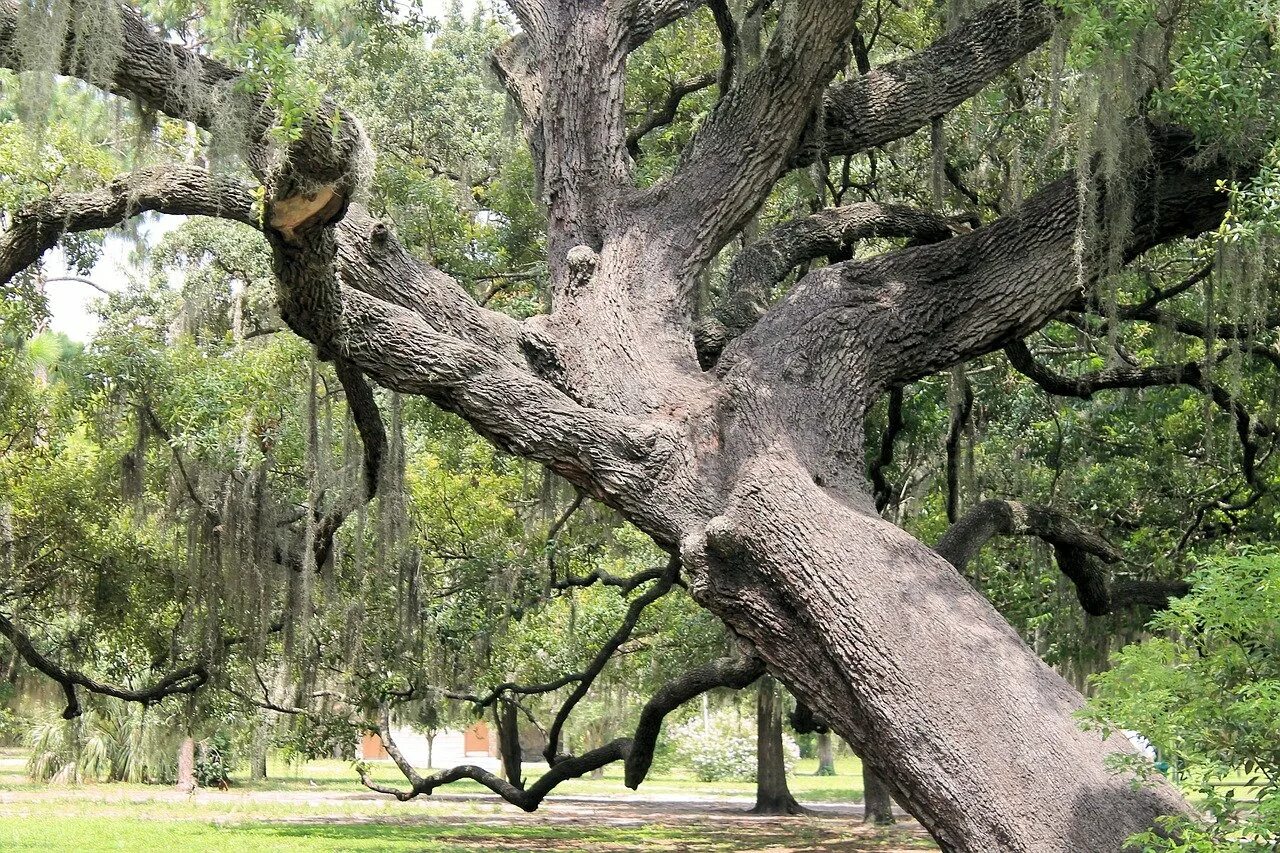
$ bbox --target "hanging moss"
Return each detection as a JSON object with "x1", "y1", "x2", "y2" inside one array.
[{"x1": 13, "y1": 0, "x2": 123, "y2": 127}]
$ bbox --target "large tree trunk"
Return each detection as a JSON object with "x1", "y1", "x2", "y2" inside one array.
[
  {"x1": 815, "y1": 731, "x2": 836, "y2": 777},
  {"x1": 863, "y1": 765, "x2": 896, "y2": 825},
  {"x1": 687, "y1": 455, "x2": 1190, "y2": 852},
  {"x1": 751, "y1": 676, "x2": 804, "y2": 816}
]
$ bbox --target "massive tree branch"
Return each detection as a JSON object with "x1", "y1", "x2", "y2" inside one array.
[
  {"x1": 935, "y1": 499, "x2": 1191, "y2": 615},
  {"x1": 712, "y1": 203, "x2": 958, "y2": 347},
  {"x1": 649, "y1": 1, "x2": 861, "y2": 268},
  {"x1": 717, "y1": 128, "x2": 1235, "y2": 492},
  {"x1": 0, "y1": 167, "x2": 257, "y2": 286},
  {"x1": 0, "y1": 0, "x2": 363, "y2": 219},
  {"x1": 803, "y1": 0, "x2": 1055, "y2": 164}
]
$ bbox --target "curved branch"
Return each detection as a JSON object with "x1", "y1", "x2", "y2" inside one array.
[
  {"x1": 715, "y1": 203, "x2": 959, "y2": 344},
  {"x1": 361, "y1": 646, "x2": 764, "y2": 808},
  {"x1": 623, "y1": 650, "x2": 764, "y2": 786},
  {"x1": 934, "y1": 499, "x2": 1189, "y2": 615},
  {"x1": 0, "y1": 167, "x2": 257, "y2": 286},
  {"x1": 1004, "y1": 340, "x2": 1274, "y2": 484},
  {"x1": 331, "y1": 358, "x2": 387, "y2": 502},
  {"x1": 626, "y1": 72, "x2": 718, "y2": 160},
  {"x1": 0, "y1": 612, "x2": 208, "y2": 719},
  {"x1": 0, "y1": 0, "x2": 365, "y2": 215},
  {"x1": 0, "y1": 170, "x2": 524, "y2": 367},
  {"x1": 626, "y1": 0, "x2": 708, "y2": 50},
  {"x1": 543, "y1": 557, "x2": 679, "y2": 763}
]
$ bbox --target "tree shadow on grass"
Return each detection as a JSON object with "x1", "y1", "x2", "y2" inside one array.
[{"x1": 239, "y1": 817, "x2": 936, "y2": 852}]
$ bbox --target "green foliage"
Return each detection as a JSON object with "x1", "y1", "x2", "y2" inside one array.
[
  {"x1": 27, "y1": 700, "x2": 182, "y2": 784},
  {"x1": 1081, "y1": 551, "x2": 1280, "y2": 850}
]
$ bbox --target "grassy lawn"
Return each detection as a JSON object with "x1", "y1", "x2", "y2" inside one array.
[
  {"x1": 230, "y1": 754, "x2": 869, "y2": 802},
  {"x1": 0, "y1": 750, "x2": 936, "y2": 851},
  {"x1": 0, "y1": 818, "x2": 752, "y2": 852}
]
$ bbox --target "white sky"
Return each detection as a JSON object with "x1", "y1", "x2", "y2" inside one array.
[
  {"x1": 47, "y1": 0, "x2": 484, "y2": 343},
  {"x1": 45, "y1": 217, "x2": 179, "y2": 341}
]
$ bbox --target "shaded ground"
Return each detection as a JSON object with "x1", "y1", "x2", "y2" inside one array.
[{"x1": 0, "y1": 751, "x2": 934, "y2": 851}]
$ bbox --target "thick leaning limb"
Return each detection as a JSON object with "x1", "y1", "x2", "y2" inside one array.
[
  {"x1": 716, "y1": 128, "x2": 1235, "y2": 493},
  {"x1": 648, "y1": 0, "x2": 862, "y2": 267},
  {"x1": 0, "y1": 167, "x2": 257, "y2": 286},
  {"x1": 713, "y1": 203, "x2": 958, "y2": 345},
  {"x1": 687, "y1": 454, "x2": 1194, "y2": 852}
]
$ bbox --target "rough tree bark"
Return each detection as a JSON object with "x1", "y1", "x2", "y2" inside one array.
[
  {"x1": 0, "y1": 1, "x2": 1242, "y2": 849},
  {"x1": 751, "y1": 675, "x2": 804, "y2": 816}
]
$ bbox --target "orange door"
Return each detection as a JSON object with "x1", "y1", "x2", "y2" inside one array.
[
  {"x1": 361, "y1": 732, "x2": 390, "y2": 759},
  {"x1": 463, "y1": 721, "x2": 491, "y2": 755}
]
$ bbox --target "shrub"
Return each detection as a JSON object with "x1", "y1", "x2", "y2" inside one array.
[
  {"x1": 671, "y1": 708, "x2": 799, "y2": 782},
  {"x1": 1081, "y1": 550, "x2": 1280, "y2": 851}
]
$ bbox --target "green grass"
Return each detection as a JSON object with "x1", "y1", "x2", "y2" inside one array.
[
  {"x1": 0, "y1": 817, "x2": 727, "y2": 852},
  {"x1": 0, "y1": 814, "x2": 935, "y2": 852},
  {"x1": 0, "y1": 750, "x2": 938, "y2": 852},
  {"x1": 227, "y1": 755, "x2": 868, "y2": 803}
]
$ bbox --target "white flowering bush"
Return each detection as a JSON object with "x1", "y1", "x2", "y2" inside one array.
[{"x1": 672, "y1": 708, "x2": 799, "y2": 782}]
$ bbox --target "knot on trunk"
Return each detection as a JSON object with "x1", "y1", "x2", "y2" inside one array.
[{"x1": 565, "y1": 244, "x2": 598, "y2": 290}]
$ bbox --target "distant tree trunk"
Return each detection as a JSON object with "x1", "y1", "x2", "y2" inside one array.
[
  {"x1": 426, "y1": 731, "x2": 436, "y2": 769},
  {"x1": 497, "y1": 699, "x2": 524, "y2": 790},
  {"x1": 250, "y1": 713, "x2": 270, "y2": 780},
  {"x1": 816, "y1": 731, "x2": 836, "y2": 776},
  {"x1": 863, "y1": 764, "x2": 896, "y2": 825},
  {"x1": 176, "y1": 735, "x2": 196, "y2": 792},
  {"x1": 751, "y1": 676, "x2": 805, "y2": 815}
]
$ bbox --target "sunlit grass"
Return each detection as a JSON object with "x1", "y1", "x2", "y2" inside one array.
[{"x1": 0, "y1": 748, "x2": 923, "y2": 852}]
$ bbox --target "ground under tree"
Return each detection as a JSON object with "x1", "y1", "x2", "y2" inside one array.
[{"x1": 0, "y1": 1, "x2": 1277, "y2": 851}]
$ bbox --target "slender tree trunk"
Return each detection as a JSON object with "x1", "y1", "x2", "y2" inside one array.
[
  {"x1": 426, "y1": 732, "x2": 435, "y2": 770},
  {"x1": 863, "y1": 764, "x2": 896, "y2": 825},
  {"x1": 497, "y1": 699, "x2": 524, "y2": 790},
  {"x1": 815, "y1": 731, "x2": 836, "y2": 776},
  {"x1": 176, "y1": 735, "x2": 196, "y2": 792},
  {"x1": 751, "y1": 676, "x2": 804, "y2": 815},
  {"x1": 250, "y1": 712, "x2": 270, "y2": 780}
]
